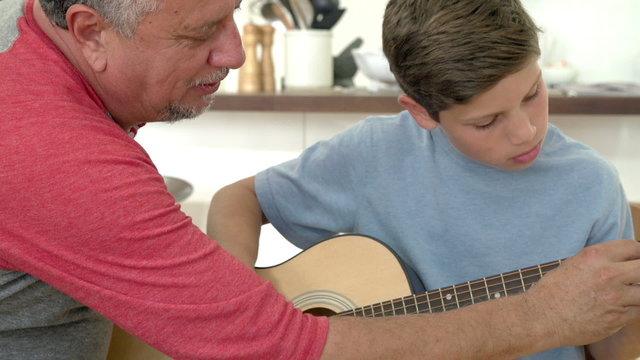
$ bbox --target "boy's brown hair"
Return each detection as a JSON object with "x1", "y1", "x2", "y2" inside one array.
[{"x1": 383, "y1": 0, "x2": 540, "y2": 121}]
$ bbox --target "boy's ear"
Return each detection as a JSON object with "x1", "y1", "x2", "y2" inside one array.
[
  {"x1": 398, "y1": 94, "x2": 439, "y2": 130},
  {"x1": 65, "y1": 4, "x2": 109, "y2": 72}
]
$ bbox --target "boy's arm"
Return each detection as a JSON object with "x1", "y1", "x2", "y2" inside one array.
[{"x1": 207, "y1": 176, "x2": 265, "y2": 267}]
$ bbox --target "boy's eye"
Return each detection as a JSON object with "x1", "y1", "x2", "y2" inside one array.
[
  {"x1": 475, "y1": 116, "x2": 499, "y2": 130},
  {"x1": 524, "y1": 85, "x2": 540, "y2": 102}
]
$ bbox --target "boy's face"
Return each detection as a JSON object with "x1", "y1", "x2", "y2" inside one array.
[{"x1": 437, "y1": 59, "x2": 548, "y2": 171}]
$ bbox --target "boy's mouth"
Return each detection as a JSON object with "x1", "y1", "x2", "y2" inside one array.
[{"x1": 511, "y1": 141, "x2": 541, "y2": 164}]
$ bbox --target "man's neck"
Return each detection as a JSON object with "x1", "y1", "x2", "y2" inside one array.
[
  {"x1": 32, "y1": 1, "x2": 135, "y2": 133},
  {"x1": 32, "y1": 0, "x2": 81, "y2": 71}
]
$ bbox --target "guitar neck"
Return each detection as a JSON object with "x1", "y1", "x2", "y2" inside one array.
[{"x1": 337, "y1": 259, "x2": 563, "y2": 317}]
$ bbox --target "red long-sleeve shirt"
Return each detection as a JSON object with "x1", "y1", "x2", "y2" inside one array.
[{"x1": 0, "y1": 1, "x2": 328, "y2": 358}]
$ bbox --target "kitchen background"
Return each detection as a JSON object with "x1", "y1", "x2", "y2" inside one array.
[{"x1": 137, "y1": 0, "x2": 640, "y2": 266}]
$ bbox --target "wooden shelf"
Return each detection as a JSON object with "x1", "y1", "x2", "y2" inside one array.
[{"x1": 211, "y1": 90, "x2": 640, "y2": 115}]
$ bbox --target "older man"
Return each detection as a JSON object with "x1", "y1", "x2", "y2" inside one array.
[{"x1": 2, "y1": 0, "x2": 640, "y2": 359}]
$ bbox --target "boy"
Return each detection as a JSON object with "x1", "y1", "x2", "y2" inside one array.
[{"x1": 209, "y1": 0, "x2": 638, "y2": 358}]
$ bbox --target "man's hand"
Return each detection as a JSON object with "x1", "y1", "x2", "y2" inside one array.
[{"x1": 524, "y1": 239, "x2": 640, "y2": 347}]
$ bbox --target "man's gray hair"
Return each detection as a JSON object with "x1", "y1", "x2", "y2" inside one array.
[{"x1": 39, "y1": 0, "x2": 162, "y2": 37}]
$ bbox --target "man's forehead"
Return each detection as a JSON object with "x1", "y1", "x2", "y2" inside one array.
[{"x1": 155, "y1": 0, "x2": 239, "y2": 32}]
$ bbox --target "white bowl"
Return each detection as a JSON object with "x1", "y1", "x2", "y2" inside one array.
[
  {"x1": 351, "y1": 49, "x2": 398, "y2": 89},
  {"x1": 543, "y1": 66, "x2": 578, "y2": 85},
  {"x1": 163, "y1": 176, "x2": 193, "y2": 202}
]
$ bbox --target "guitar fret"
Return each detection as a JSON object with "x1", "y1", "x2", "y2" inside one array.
[
  {"x1": 388, "y1": 300, "x2": 396, "y2": 316},
  {"x1": 438, "y1": 288, "x2": 446, "y2": 312},
  {"x1": 391, "y1": 299, "x2": 399, "y2": 316},
  {"x1": 454, "y1": 283, "x2": 473, "y2": 308},
  {"x1": 502, "y1": 271, "x2": 523, "y2": 296},
  {"x1": 426, "y1": 292, "x2": 433, "y2": 314},
  {"x1": 414, "y1": 293, "x2": 430, "y2": 314},
  {"x1": 500, "y1": 273, "x2": 508, "y2": 296},
  {"x1": 382, "y1": 301, "x2": 389, "y2": 317},
  {"x1": 482, "y1": 277, "x2": 491, "y2": 301},
  {"x1": 485, "y1": 275, "x2": 506, "y2": 300},
  {"x1": 470, "y1": 278, "x2": 490, "y2": 304},
  {"x1": 439, "y1": 286, "x2": 460, "y2": 312},
  {"x1": 401, "y1": 295, "x2": 418, "y2": 315},
  {"x1": 452, "y1": 285, "x2": 460, "y2": 309},
  {"x1": 521, "y1": 267, "x2": 539, "y2": 290},
  {"x1": 518, "y1": 269, "x2": 526, "y2": 291},
  {"x1": 337, "y1": 259, "x2": 564, "y2": 318}
]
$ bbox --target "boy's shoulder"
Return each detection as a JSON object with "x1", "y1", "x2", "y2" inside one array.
[
  {"x1": 351, "y1": 111, "x2": 423, "y2": 138},
  {"x1": 544, "y1": 124, "x2": 620, "y2": 182}
]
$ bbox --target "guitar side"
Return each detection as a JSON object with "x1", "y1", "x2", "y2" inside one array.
[{"x1": 256, "y1": 234, "x2": 413, "y2": 315}]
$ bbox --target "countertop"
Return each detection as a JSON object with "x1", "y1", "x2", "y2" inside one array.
[{"x1": 210, "y1": 89, "x2": 640, "y2": 115}]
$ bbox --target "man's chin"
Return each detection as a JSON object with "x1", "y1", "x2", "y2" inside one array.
[{"x1": 157, "y1": 96, "x2": 215, "y2": 123}]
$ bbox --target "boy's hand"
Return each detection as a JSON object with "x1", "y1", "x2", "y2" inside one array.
[{"x1": 524, "y1": 239, "x2": 640, "y2": 347}]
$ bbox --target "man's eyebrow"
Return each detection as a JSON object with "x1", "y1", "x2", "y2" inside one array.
[
  {"x1": 180, "y1": 2, "x2": 242, "y2": 36},
  {"x1": 186, "y1": 21, "x2": 219, "y2": 35}
]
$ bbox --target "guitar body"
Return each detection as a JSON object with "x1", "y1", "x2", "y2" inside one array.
[{"x1": 256, "y1": 234, "x2": 413, "y2": 316}]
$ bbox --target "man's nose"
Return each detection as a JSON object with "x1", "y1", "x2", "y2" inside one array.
[{"x1": 207, "y1": 16, "x2": 246, "y2": 70}]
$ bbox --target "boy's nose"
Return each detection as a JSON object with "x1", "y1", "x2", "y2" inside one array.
[{"x1": 507, "y1": 111, "x2": 537, "y2": 145}]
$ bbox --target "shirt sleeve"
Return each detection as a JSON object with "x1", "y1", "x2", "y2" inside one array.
[
  {"x1": 587, "y1": 177, "x2": 635, "y2": 246},
  {"x1": 1, "y1": 117, "x2": 328, "y2": 359},
  {"x1": 256, "y1": 121, "x2": 369, "y2": 249}
]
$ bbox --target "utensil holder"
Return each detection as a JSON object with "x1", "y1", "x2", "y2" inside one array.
[{"x1": 284, "y1": 29, "x2": 333, "y2": 89}]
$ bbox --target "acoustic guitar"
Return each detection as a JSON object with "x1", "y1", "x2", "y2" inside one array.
[
  {"x1": 256, "y1": 234, "x2": 562, "y2": 317},
  {"x1": 107, "y1": 234, "x2": 563, "y2": 359}
]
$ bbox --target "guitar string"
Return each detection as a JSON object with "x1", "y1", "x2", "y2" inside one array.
[
  {"x1": 341, "y1": 261, "x2": 561, "y2": 317},
  {"x1": 353, "y1": 272, "x2": 548, "y2": 317},
  {"x1": 344, "y1": 275, "x2": 537, "y2": 317},
  {"x1": 384, "y1": 266, "x2": 557, "y2": 315}
]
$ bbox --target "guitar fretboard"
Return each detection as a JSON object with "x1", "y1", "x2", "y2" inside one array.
[{"x1": 337, "y1": 259, "x2": 562, "y2": 317}]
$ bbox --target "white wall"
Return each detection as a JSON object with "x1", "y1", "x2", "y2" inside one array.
[
  {"x1": 224, "y1": 0, "x2": 640, "y2": 92},
  {"x1": 522, "y1": 0, "x2": 640, "y2": 83}
]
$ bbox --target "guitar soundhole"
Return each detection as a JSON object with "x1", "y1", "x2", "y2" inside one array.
[
  {"x1": 303, "y1": 307, "x2": 337, "y2": 317},
  {"x1": 292, "y1": 290, "x2": 357, "y2": 316}
]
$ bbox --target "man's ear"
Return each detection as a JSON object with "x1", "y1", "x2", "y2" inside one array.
[
  {"x1": 65, "y1": 4, "x2": 109, "y2": 72},
  {"x1": 398, "y1": 94, "x2": 439, "y2": 130}
]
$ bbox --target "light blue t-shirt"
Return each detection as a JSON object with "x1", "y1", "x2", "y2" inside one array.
[{"x1": 256, "y1": 111, "x2": 634, "y2": 360}]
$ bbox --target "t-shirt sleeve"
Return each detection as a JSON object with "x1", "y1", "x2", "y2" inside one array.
[
  {"x1": 586, "y1": 172, "x2": 635, "y2": 246},
  {"x1": 256, "y1": 121, "x2": 369, "y2": 249}
]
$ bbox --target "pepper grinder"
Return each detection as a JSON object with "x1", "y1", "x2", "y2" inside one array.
[
  {"x1": 260, "y1": 25, "x2": 276, "y2": 93},
  {"x1": 238, "y1": 24, "x2": 263, "y2": 93}
]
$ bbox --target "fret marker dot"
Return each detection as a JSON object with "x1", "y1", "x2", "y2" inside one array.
[
  {"x1": 446, "y1": 294, "x2": 452, "y2": 301},
  {"x1": 493, "y1": 293, "x2": 501, "y2": 299}
]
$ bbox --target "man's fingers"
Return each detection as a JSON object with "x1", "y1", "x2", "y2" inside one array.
[{"x1": 582, "y1": 239, "x2": 640, "y2": 263}]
